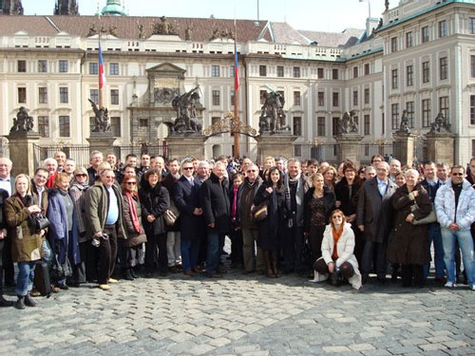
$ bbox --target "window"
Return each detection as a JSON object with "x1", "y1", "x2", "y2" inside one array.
[
  {"x1": 89, "y1": 63, "x2": 98, "y2": 75},
  {"x1": 38, "y1": 87, "x2": 48, "y2": 104},
  {"x1": 293, "y1": 67, "x2": 300, "y2": 78},
  {"x1": 317, "y1": 117, "x2": 326, "y2": 136},
  {"x1": 471, "y1": 95, "x2": 475, "y2": 125},
  {"x1": 332, "y1": 92, "x2": 339, "y2": 107},
  {"x1": 439, "y1": 20, "x2": 447, "y2": 38},
  {"x1": 109, "y1": 63, "x2": 119, "y2": 75},
  {"x1": 211, "y1": 65, "x2": 220, "y2": 77},
  {"x1": 59, "y1": 87, "x2": 68, "y2": 104},
  {"x1": 364, "y1": 115, "x2": 370, "y2": 135},
  {"x1": 406, "y1": 31, "x2": 413, "y2": 48},
  {"x1": 332, "y1": 117, "x2": 339, "y2": 136},
  {"x1": 111, "y1": 89, "x2": 119, "y2": 105},
  {"x1": 38, "y1": 60, "x2": 47, "y2": 73},
  {"x1": 353, "y1": 90, "x2": 358, "y2": 106},
  {"x1": 229, "y1": 65, "x2": 235, "y2": 78},
  {"x1": 37, "y1": 116, "x2": 49, "y2": 137},
  {"x1": 353, "y1": 66, "x2": 358, "y2": 78},
  {"x1": 317, "y1": 68, "x2": 324, "y2": 79},
  {"x1": 18, "y1": 87, "x2": 26, "y2": 103},
  {"x1": 59, "y1": 60, "x2": 68, "y2": 73},
  {"x1": 439, "y1": 96, "x2": 449, "y2": 121},
  {"x1": 111, "y1": 116, "x2": 121, "y2": 137},
  {"x1": 90, "y1": 89, "x2": 98, "y2": 104},
  {"x1": 318, "y1": 92, "x2": 325, "y2": 106},
  {"x1": 364, "y1": 88, "x2": 370, "y2": 104},
  {"x1": 406, "y1": 101, "x2": 415, "y2": 128},
  {"x1": 139, "y1": 118, "x2": 149, "y2": 128},
  {"x1": 422, "y1": 99, "x2": 431, "y2": 127},
  {"x1": 470, "y1": 18, "x2": 475, "y2": 34},
  {"x1": 212, "y1": 90, "x2": 220, "y2": 105},
  {"x1": 293, "y1": 116, "x2": 302, "y2": 136},
  {"x1": 439, "y1": 57, "x2": 448, "y2": 80},
  {"x1": 332, "y1": 69, "x2": 339, "y2": 80},
  {"x1": 230, "y1": 90, "x2": 235, "y2": 106},
  {"x1": 277, "y1": 66, "x2": 284, "y2": 78},
  {"x1": 391, "y1": 69, "x2": 398, "y2": 89},
  {"x1": 471, "y1": 55, "x2": 475, "y2": 77},
  {"x1": 59, "y1": 115, "x2": 70, "y2": 137},
  {"x1": 406, "y1": 65, "x2": 414, "y2": 86},
  {"x1": 422, "y1": 26, "x2": 429, "y2": 43},
  {"x1": 422, "y1": 61, "x2": 430, "y2": 83},
  {"x1": 391, "y1": 37, "x2": 398, "y2": 52},
  {"x1": 293, "y1": 91, "x2": 301, "y2": 106},
  {"x1": 364, "y1": 63, "x2": 370, "y2": 76},
  {"x1": 17, "y1": 60, "x2": 26, "y2": 72},
  {"x1": 259, "y1": 65, "x2": 267, "y2": 77},
  {"x1": 391, "y1": 103, "x2": 399, "y2": 130}
]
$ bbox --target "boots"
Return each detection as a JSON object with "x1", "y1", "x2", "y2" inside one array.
[
  {"x1": 272, "y1": 251, "x2": 280, "y2": 277},
  {"x1": 24, "y1": 293, "x2": 38, "y2": 307},
  {"x1": 123, "y1": 268, "x2": 134, "y2": 281},
  {"x1": 264, "y1": 251, "x2": 275, "y2": 278},
  {"x1": 15, "y1": 296, "x2": 25, "y2": 310},
  {"x1": 0, "y1": 294, "x2": 13, "y2": 307}
]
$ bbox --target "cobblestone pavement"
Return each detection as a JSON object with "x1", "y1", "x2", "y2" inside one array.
[{"x1": 1, "y1": 269, "x2": 474, "y2": 356}]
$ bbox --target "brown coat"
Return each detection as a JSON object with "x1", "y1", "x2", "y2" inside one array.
[
  {"x1": 122, "y1": 193, "x2": 147, "y2": 247},
  {"x1": 4, "y1": 194, "x2": 43, "y2": 262}
]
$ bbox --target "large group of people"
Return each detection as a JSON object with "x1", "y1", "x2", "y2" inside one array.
[{"x1": 1, "y1": 151, "x2": 474, "y2": 310}]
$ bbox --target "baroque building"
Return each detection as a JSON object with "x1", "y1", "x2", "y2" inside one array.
[{"x1": 0, "y1": 0, "x2": 474, "y2": 164}]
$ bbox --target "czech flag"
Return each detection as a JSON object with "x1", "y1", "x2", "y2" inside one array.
[
  {"x1": 99, "y1": 43, "x2": 105, "y2": 89},
  {"x1": 234, "y1": 41, "x2": 239, "y2": 91}
]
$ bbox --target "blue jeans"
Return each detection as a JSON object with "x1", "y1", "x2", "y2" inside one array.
[
  {"x1": 42, "y1": 239, "x2": 53, "y2": 266},
  {"x1": 441, "y1": 227, "x2": 475, "y2": 286},
  {"x1": 424, "y1": 223, "x2": 445, "y2": 278},
  {"x1": 16, "y1": 261, "x2": 36, "y2": 297},
  {"x1": 206, "y1": 232, "x2": 220, "y2": 274},
  {"x1": 181, "y1": 237, "x2": 200, "y2": 271}
]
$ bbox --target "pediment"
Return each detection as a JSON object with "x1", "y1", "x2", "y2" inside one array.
[{"x1": 147, "y1": 62, "x2": 186, "y2": 75}]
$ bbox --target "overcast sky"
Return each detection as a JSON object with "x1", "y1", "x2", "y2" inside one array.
[{"x1": 22, "y1": 0, "x2": 388, "y2": 33}]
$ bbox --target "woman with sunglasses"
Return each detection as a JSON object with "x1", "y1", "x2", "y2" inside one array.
[
  {"x1": 120, "y1": 176, "x2": 147, "y2": 280},
  {"x1": 312, "y1": 209, "x2": 362, "y2": 290}
]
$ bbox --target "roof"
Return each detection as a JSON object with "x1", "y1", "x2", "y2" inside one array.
[{"x1": 298, "y1": 28, "x2": 364, "y2": 48}]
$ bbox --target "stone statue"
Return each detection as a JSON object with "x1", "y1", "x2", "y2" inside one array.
[
  {"x1": 10, "y1": 107, "x2": 34, "y2": 133},
  {"x1": 385, "y1": 0, "x2": 389, "y2": 12},
  {"x1": 88, "y1": 24, "x2": 98, "y2": 37},
  {"x1": 429, "y1": 112, "x2": 451, "y2": 133},
  {"x1": 171, "y1": 86, "x2": 202, "y2": 133},
  {"x1": 138, "y1": 24, "x2": 146, "y2": 39},
  {"x1": 338, "y1": 110, "x2": 359, "y2": 136},
  {"x1": 88, "y1": 99, "x2": 111, "y2": 132},
  {"x1": 258, "y1": 91, "x2": 287, "y2": 134},
  {"x1": 185, "y1": 26, "x2": 193, "y2": 41},
  {"x1": 397, "y1": 109, "x2": 410, "y2": 133},
  {"x1": 161, "y1": 16, "x2": 169, "y2": 35}
]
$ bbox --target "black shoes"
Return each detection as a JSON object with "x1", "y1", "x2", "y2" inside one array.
[
  {"x1": 0, "y1": 294, "x2": 13, "y2": 307},
  {"x1": 24, "y1": 294, "x2": 38, "y2": 307}
]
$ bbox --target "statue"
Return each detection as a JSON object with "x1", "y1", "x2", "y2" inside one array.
[
  {"x1": 338, "y1": 110, "x2": 359, "y2": 136},
  {"x1": 138, "y1": 24, "x2": 146, "y2": 39},
  {"x1": 258, "y1": 91, "x2": 287, "y2": 134},
  {"x1": 429, "y1": 112, "x2": 451, "y2": 133},
  {"x1": 10, "y1": 107, "x2": 34, "y2": 133},
  {"x1": 88, "y1": 24, "x2": 98, "y2": 37},
  {"x1": 397, "y1": 109, "x2": 410, "y2": 133},
  {"x1": 88, "y1": 99, "x2": 111, "y2": 132},
  {"x1": 161, "y1": 16, "x2": 169, "y2": 35},
  {"x1": 171, "y1": 86, "x2": 202, "y2": 134},
  {"x1": 185, "y1": 26, "x2": 193, "y2": 41}
]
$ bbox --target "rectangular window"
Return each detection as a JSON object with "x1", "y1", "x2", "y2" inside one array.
[
  {"x1": 406, "y1": 65, "x2": 414, "y2": 86},
  {"x1": 139, "y1": 118, "x2": 149, "y2": 128},
  {"x1": 364, "y1": 63, "x2": 370, "y2": 76},
  {"x1": 332, "y1": 69, "x2": 339, "y2": 80},
  {"x1": 59, "y1": 60, "x2": 68, "y2": 73},
  {"x1": 18, "y1": 87, "x2": 26, "y2": 103},
  {"x1": 230, "y1": 65, "x2": 235, "y2": 78},
  {"x1": 293, "y1": 116, "x2": 302, "y2": 136},
  {"x1": 38, "y1": 60, "x2": 47, "y2": 73},
  {"x1": 37, "y1": 116, "x2": 49, "y2": 137},
  {"x1": 212, "y1": 90, "x2": 220, "y2": 105},
  {"x1": 364, "y1": 88, "x2": 370, "y2": 104},
  {"x1": 110, "y1": 89, "x2": 119, "y2": 105},
  {"x1": 353, "y1": 90, "x2": 358, "y2": 106},
  {"x1": 109, "y1": 63, "x2": 119, "y2": 75},
  {"x1": 59, "y1": 115, "x2": 70, "y2": 137},
  {"x1": 293, "y1": 91, "x2": 301, "y2": 106},
  {"x1": 38, "y1": 87, "x2": 48, "y2": 104},
  {"x1": 406, "y1": 31, "x2": 413, "y2": 48},
  {"x1": 391, "y1": 69, "x2": 398, "y2": 89},
  {"x1": 422, "y1": 26, "x2": 429, "y2": 43},
  {"x1": 59, "y1": 87, "x2": 68, "y2": 104},
  {"x1": 353, "y1": 66, "x2": 358, "y2": 78},
  {"x1": 111, "y1": 116, "x2": 120, "y2": 137},
  {"x1": 293, "y1": 67, "x2": 300, "y2": 78},
  {"x1": 439, "y1": 96, "x2": 449, "y2": 122},
  {"x1": 211, "y1": 65, "x2": 220, "y2": 77},
  {"x1": 364, "y1": 115, "x2": 370, "y2": 135},
  {"x1": 332, "y1": 117, "x2": 339, "y2": 136},
  {"x1": 471, "y1": 55, "x2": 475, "y2": 77},
  {"x1": 318, "y1": 91, "x2": 325, "y2": 106},
  {"x1": 89, "y1": 62, "x2": 98, "y2": 75},
  {"x1": 90, "y1": 89, "x2": 98, "y2": 104},
  {"x1": 439, "y1": 57, "x2": 448, "y2": 80},
  {"x1": 391, "y1": 37, "x2": 398, "y2": 52},
  {"x1": 438, "y1": 20, "x2": 447, "y2": 38},
  {"x1": 259, "y1": 65, "x2": 267, "y2": 77},
  {"x1": 471, "y1": 95, "x2": 475, "y2": 125},
  {"x1": 422, "y1": 61, "x2": 430, "y2": 83},
  {"x1": 277, "y1": 66, "x2": 284, "y2": 77},
  {"x1": 18, "y1": 60, "x2": 26, "y2": 72},
  {"x1": 391, "y1": 103, "x2": 399, "y2": 130},
  {"x1": 470, "y1": 18, "x2": 475, "y2": 34},
  {"x1": 406, "y1": 101, "x2": 415, "y2": 128},
  {"x1": 332, "y1": 92, "x2": 339, "y2": 107},
  {"x1": 422, "y1": 99, "x2": 431, "y2": 127},
  {"x1": 317, "y1": 68, "x2": 324, "y2": 79},
  {"x1": 317, "y1": 117, "x2": 326, "y2": 136}
]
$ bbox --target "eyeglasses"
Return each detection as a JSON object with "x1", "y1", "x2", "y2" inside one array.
[
  {"x1": 183, "y1": 167, "x2": 194, "y2": 170},
  {"x1": 126, "y1": 182, "x2": 137, "y2": 185},
  {"x1": 76, "y1": 174, "x2": 87, "y2": 177},
  {"x1": 452, "y1": 173, "x2": 464, "y2": 176}
]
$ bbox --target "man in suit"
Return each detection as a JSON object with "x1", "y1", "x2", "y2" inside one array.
[
  {"x1": 0, "y1": 157, "x2": 14, "y2": 288},
  {"x1": 357, "y1": 161, "x2": 397, "y2": 284},
  {"x1": 173, "y1": 158, "x2": 202, "y2": 276}
]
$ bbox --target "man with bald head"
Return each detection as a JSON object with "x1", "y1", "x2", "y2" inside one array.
[{"x1": 389, "y1": 158, "x2": 402, "y2": 182}]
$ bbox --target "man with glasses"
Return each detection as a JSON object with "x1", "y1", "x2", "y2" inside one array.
[{"x1": 435, "y1": 165, "x2": 475, "y2": 290}]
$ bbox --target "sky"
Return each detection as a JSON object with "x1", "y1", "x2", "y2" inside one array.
[{"x1": 22, "y1": 0, "x2": 388, "y2": 33}]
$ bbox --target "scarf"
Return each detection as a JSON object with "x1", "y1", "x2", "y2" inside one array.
[
  {"x1": 231, "y1": 185, "x2": 239, "y2": 219},
  {"x1": 124, "y1": 191, "x2": 141, "y2": 233},
  {"x1": 332, "y1": 225, "x2": 344, "y2": 259}
]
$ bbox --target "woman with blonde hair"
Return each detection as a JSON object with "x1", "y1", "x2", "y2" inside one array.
[{"x1": 321, "y1": 165, "x2": 337, "y2": 192}]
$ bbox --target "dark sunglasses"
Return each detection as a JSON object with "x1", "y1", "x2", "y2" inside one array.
[
  {"x1": 183, "y1": 167, "x2": 194, "y2": 170},
  {"x1": 75, "y1": 174, "x2": 87, "y2": 177},
  {"x1": 452, "y1": 173, "x2": 464, "y2": 176},
  {"x1": 126, "y1": 181, "x2": 137, "y2": 185}
]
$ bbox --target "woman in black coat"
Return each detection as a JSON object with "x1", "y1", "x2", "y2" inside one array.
[{"x1": 253, "y1": 167, "x2": 290, "y2": 278}]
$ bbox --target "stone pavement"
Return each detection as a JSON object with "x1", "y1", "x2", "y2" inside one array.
[{"x1": 1, "y1": 270, "x2": 474, "y2": 356}]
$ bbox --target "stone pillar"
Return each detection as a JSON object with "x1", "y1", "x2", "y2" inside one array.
[
  {"x1": 7, "y1": 131, "x2": 41, "y2": 176},
  {"x1": 425, "y1": 132, "x2": 455, "y2": 167},
  {"x1": 255, "y1": 133, "x2": 298, "y2": 164},
  {"x1": 166, "y1": 134, "x2": 208, "y2": 159},
  {"x1": 86, "y1": 132, "x2": 117, "y2": 155},
  {"x1": 334, "y1": 134, "x2": 363, "y2": 168},
  {"x1": 393, "y1": 132, "x2": 417, "y2": 167}
]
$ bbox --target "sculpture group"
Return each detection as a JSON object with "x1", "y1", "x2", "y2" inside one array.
[
  {"x1": 258, "y1": 91, "x2": 287, "y2": 134},
  {"x1": 10, "y1": 107, "x2": 34, "y2": 133},
  {"x1": 172, "y1": 86, "x2": 202, "y2": 134},
  {"x1": 88, "y1": 99, "x2": 111, "y2": 133}
]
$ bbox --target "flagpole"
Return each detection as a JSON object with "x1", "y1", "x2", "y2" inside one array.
[{"x1": 233, "y1": 18, "x2": 240, "y2": 159}]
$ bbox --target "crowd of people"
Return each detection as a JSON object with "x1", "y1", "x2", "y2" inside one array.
[{"x1": 0, "y1": 150, "x2": 474, "y2": 310}]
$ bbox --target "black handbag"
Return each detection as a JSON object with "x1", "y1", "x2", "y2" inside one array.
[
  {"x1": 33, "y1": 212, "x2": 50, "y2": 230},
  {"x1": 51, "y1": 255, "x2": 72, "y2": 280},
  {"x1": 251, "y1": 202, "x2": 268, "y2": 222}
]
